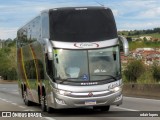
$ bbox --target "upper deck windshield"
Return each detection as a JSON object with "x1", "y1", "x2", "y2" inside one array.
[
  {"x1": 53, "y1": 46, "x2": 121, "y2": 83},
  {"x1": 49, "y1": 7, "x2": 117, "y2": 42}
]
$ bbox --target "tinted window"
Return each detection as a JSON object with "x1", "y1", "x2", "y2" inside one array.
[
  {"x1": 49, "y1": 7, "x2": 117, "y2": 42},
  {"x1": 42, "y1": 12, "x2": 49, "y2": 38},
  {"x1": 17, "y1": 16, "x2": 41, "y2": 47}
]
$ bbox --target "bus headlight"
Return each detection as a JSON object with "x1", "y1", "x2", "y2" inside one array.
[
  {"x1": 110, "y1": 86, "x2": 122, "y2": 92},
  {"x1": 55, "y1": 89, "x2": 71, "y2": 96},
  {"x1": 55, "y1": 98, "x2": 66, "y2": 105}
]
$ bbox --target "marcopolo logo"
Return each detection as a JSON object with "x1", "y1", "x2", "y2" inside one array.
[
  {"x1": 74, "y1": 43, "x2": 99, "y2": 48},
  {"x1": 88, "y1": 92, "x2": 93, "y2": 97}
]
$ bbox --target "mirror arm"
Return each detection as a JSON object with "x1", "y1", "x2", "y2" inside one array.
[
  {"x1": 43, "y1": 38, "x2": 53, "y2": 60},
  {"x1": 118, "y1": 35, "x2": 129, "y2": 56}
]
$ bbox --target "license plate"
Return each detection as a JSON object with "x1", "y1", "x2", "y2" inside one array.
[{"x1": 85, "y1": 100, "x2": 96, "y2": 105}]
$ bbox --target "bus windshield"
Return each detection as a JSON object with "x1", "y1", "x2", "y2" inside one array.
[
  {"x1": 53, "y1": 46, "x2": 121, "y2": 83},
  {"x1": 49, "y1": 8, "x2": 117, "y2": 42}
]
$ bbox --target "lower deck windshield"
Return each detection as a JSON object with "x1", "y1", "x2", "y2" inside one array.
[{"x1": 53, "y1": 46, "x2": 121, "y2": 83}]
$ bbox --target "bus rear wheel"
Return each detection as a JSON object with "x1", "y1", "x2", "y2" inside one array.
[
  {"x1": 41, "y1": 95, "x2": 46, "y2": 112},
  {"x1": 93, "y1": 105, "x2": 110, "y2": 112},
  {"x1": 23, "y1": 91, "x2": 32, "y2": 106}
]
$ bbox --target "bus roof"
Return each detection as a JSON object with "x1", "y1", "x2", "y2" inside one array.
[{"x1": 41, "y1": 6, "x2": 110, "y2": 13}]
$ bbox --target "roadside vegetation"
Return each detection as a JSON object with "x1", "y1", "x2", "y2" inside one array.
[
  {"x1": 129, "y1": 41, "x2": 160, "y2": 50},
  {"x1": 123, "y1": 60, "x2": 160, "y2": 84},
  {"x1": 119, "y1": 27, "x2": 160, "y2": 84},
  {"x1": 118, "y1": 27, "x2": 160, "y2": 50},
  {"x1": 118, "y1": 27, "x2": 160, "y2": 37},
  {"x1": 0, "y1": 39, "x2": 17, "y2": 80}
]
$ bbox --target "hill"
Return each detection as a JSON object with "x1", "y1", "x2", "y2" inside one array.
[
  {"x1": 118, "y1": 28, "x2": 160, "y2": 50},
  {"x1": 118, "y1": 28, "x2": 160, "y2": 38},
  {"x1": 118, "y1": 27, "x2": 160, "y2": 38}
]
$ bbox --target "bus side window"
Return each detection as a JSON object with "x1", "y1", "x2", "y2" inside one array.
[{"x1": 45, "y1": 54, "x2": 54, "y2": 80}]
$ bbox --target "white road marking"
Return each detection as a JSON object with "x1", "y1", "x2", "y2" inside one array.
[
  {"x1": 12, "y1": 90, "x2": 18, "y2": 91},
  {"x1": 124, "y1": 96, "x2": 160, "y2": 102},
  {"x1": 0, "y1": 98, "x2": 12, "y2": 103},
  {"x1": 11, "y1": 91, "x2": 18, "y2": 93},
  {"x1": 5, "y1": 100, "x2": 11, "y2": 103},
  {"x1": 11, "y1": 103, "x2": 17, "y2": 105},
  {"x1": 113, "y1": 106, "x2": 139, "y2": 111},
  {"x1": 23, "y1": 109, "x2": 34, "y2": 111},
  {"x1": 44, "y1": 117, "x2": 56, "y2": 120},
  {"x1": 18, "y1": 106, "x2": 26, "y2": 109}
]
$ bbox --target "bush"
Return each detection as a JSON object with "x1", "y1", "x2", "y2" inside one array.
[
  {"x1": 137, "y1": 68, "x2": 155, "y2": 84},
  {"x1": 152, "y1": 63, "x2": 160, "y2": 82},
  {"x1": 124, "y1": 60, "x2": 145, "y2": 83}
]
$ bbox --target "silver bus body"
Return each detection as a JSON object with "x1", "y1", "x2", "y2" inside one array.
[{"x1": 17, "y1": 6, "x2": 129, "y2": 112}]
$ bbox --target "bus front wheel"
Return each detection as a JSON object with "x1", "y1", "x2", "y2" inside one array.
[{"x1": 46, "y1": 101, "x2": 53, "y2": 113}]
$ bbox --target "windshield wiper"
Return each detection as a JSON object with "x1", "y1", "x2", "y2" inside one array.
[
  {"x1": 91, "y1": 74, "x2": 118, "y2": 81},
  {"x1": 59, "y1": 77, "x2": 80, "y2": 84},
  {"x1": 58, "y1": 75, "x2": 119, "y2": 83}
]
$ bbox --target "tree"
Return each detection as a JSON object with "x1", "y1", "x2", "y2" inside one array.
[
  {"x1": 143, "y1": 37, "x2": 147, "y2": 42},
  {"x1": 126, "y1": 37, "x2": 132, "y2": 42},
  {"x1": 154, "y1": 28, "x2": 160, "y2": 33},
  {"x1": 0, "y1": 39, "x2": 17, "y2": 80},
  {"x1": 124, "y1": 60, "x2": 145, "y2": 82},
  {"x1": 128, "y1": 32, "x2": 131, "y2": 36}
]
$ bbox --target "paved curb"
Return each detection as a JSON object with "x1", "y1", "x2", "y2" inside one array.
[{"x1": 0, "y1": 80, "x2": 17, "y2": 84}]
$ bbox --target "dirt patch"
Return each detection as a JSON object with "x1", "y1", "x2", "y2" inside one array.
[{"x1": 0, "y1": 80, "x2": 17, "y2": 84}]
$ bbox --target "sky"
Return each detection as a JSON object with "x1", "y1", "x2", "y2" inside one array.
[{"x1": 0, "y1": 0, "x2": 160, "y2": 39}]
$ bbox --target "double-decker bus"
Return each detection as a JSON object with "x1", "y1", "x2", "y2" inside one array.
[{"x1": 17, "y1": 6, "x2": 129, "y2": 113}]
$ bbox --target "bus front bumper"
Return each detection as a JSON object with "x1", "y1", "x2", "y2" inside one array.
[{"x1": 50, "y1": 90, "x2": 123, "y2": 109}]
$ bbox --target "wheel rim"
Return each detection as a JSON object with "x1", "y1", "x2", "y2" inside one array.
[
  {"x1": 41, "y1": 95, "x2": 46, "y2": 111},
  {"x1": 23, "y1": 91, "x2": 27, "y2": 103}
]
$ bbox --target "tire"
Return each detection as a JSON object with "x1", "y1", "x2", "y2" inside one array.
[
  {"x1": 23, "y1": 91, "x2": 32, "y2": 106},
  {"x1": 46, "y1": 105, "x2": 53, "y2": 113},
  {"x1": 41, "y1": 95, "x2": 46, "y2": 112},
  {"x1": 46, "y1": 96, "x2": 54, "y2": 113},
  {"x1": 93, "y1": 105, "x2": 110, "y2": 112}
]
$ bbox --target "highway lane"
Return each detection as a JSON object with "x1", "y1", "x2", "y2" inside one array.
[{"x1": 0, "y1": 84, "x2": 160, "y2": 120}]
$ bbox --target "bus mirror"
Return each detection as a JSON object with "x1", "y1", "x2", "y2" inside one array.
[
  {"x1": 44, "y1": 38, "x2": 53, "y2": 60},
  {"x1": 118, "y1": 36, "x2": 129, "y2": 56},
  {"x1": 48, "y1": 52, "x2": 53, "y2": 60}
]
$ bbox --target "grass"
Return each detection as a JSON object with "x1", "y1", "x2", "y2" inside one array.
[
  {"x1": 129, "y1": 33, "x2": 160, "y2": 38},
  {"x1": 129, "y1": 41, "x2": 160, "y2": 50}
]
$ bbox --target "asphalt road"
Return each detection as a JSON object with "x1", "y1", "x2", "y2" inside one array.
[{"x1": 0, "y1": 84, "x2": 160, "y2": 120}]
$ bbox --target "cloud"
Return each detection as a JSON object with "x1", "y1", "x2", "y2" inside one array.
[
  {"x1": 0, "y1": 28, "x2": 17, "y2": 39},
  {"x1": 112, "y1": 9, "x2": 119, "y2": 17},
  {"x1": 107, "y1": 0, "x2": 160, "y2": 20},
  {"x1": 118, "y1": 21, "x2": 160, "y2": 30},
  {"x1": 137, "y1": 7, "x2": 160, "y2": 19},
  {"x1": 0, "y1": 0, "x2": 160, "y2": 39}
]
